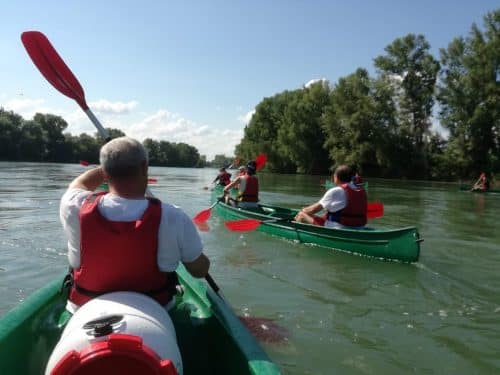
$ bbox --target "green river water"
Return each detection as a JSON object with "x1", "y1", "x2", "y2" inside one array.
[{"x1": 0, "y1": 162, "x2": 499, "y2": 374}]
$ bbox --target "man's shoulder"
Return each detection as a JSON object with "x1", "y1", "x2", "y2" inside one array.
[
  {"x1": 326, "y1": 185, "x2": 344, "y2": 194},
  {"x1": 160, "y1": 202, "x2": 189, "y2": 219},
  {"x1": 61, "y1": 188, "x2": 92, "y2": 206}
]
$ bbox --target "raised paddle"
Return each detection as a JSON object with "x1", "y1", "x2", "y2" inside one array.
[
  {"x1": 224, "y1": 202, "x2": 385, "y2": 232},
  {"x1": 255, "y1": 153, "x2": 267, "y2": 171},
  {"x1": 20, "y1": 31, "x2": 287, "y2": 341},
  {"x1": 21, "y1": 31, "x2": 110, "y2": 141}
]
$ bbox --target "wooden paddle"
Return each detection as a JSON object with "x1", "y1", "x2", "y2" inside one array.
[{"x1": 224, "y1": 202, "x2": 385, "y2": 232}]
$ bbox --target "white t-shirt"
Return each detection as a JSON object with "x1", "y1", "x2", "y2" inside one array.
[
  {"x1": 318, "y1": 182, "x2": 359, "y2": 229},
  {"x1": 60, "y1": 189, "x2": 203, "y2": 272}
]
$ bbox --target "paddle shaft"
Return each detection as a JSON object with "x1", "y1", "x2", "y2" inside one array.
[{"x1": 85, "y1": 108, "x2": 110, "y2": 141}]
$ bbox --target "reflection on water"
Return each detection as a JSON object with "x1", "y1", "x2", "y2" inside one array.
[{"x1": 1, "y1": 163, "x2": 500, "y2": 374}]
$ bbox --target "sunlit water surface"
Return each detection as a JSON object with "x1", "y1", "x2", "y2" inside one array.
[{"x1": 1, "y1": 162, "x2": 499, "y2": 374}]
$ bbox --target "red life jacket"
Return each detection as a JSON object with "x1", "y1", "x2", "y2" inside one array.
[
  {"x1": 238, "y1": 175, "x2": 259, "y2": 202},
  {"x1": 326, "y1": 184, "x2": 367, "y2": 227},
  {"x1": 219, "y1": 172, "x2": 231, "y2": 186},
  {"x1": 69, "y1": 192, "x2": 176, "y2": 307}
]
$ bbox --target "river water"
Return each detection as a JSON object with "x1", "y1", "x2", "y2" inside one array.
[{"x1": 0, "y1": 162, "x2": 499, "y2": 374}]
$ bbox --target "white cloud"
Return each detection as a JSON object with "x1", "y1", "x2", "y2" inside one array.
[
  {"x1": 238, "y1": 109, "x2": 255, "y2": 125},
  {"x1": 1, "y1": 95, "x2": 243, "y2": 160},
  {"x1": 127, "y1": 110, "x2": 243, "y2": 159},
  {"x1": 2, "y1": 97, "x2": 62, "y2": 119},
  {"x1": 304, "y1": 78, "x2": 328, "y2": 88},
  {"x1": 89, "y1": 99, "x2": 137, "y2": 115}
]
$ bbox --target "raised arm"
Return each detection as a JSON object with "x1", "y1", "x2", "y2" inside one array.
[
  {"x1": 69, "y1": 167, "x2": 105, "y2": 191},
  {"x1": 183, "y1": 253, "x2": 210, "y2": 278}
]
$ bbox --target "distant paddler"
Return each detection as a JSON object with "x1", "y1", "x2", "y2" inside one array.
[
  {"x1": 223, "y1": 160, "x2": 259, "y2": 209},
  {"x1": 471, "y1": 172, "x2": 490, "y2": 192},
  {"x1": 295, "y1": 165, "x2": 367, "y2": 229},
  {"x1": 213, "y1": 167, "x2": 232, "y2": 186}
]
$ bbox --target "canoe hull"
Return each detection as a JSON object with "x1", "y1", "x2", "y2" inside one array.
[
  {"x1": 0, "y1": 267, "x2": 280, "y2": 375},
  {"x1": 212, "y1": 187, "x2": 420, "y2": 262},
  {"x1": 459, "y1": 185, "x2": 500, "y2": 194}
]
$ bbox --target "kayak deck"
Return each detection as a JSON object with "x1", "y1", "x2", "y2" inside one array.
[
  {"x1": 212, "y1": 187, "x2": 421, "y2": 262},
  {"x1": 0, "y1": 267, "x2": 280, "y2": 375}
]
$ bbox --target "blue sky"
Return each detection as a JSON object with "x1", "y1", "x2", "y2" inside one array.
[{"x1": 1, "y1": 1, "x2": 498, "y2": 159}]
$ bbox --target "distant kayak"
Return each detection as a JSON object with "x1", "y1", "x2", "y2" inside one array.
[{"x1": 459, "y1": 185, "x2": 500, "y2": 194}]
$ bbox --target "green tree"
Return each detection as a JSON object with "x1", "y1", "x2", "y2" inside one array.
[
  {"x1": 322, "y1": 69, "x2": 380, "y2": 173},
  {"x1": 438, "y1": 10, "x2": 500, "y2": 178},
  {"x1": 32, "y1": 113, "x2": 69, "y2": 162},
  {"x1": 374, "y1": 34, "x2": 440, "y2": 177},
  {"x1": 18, "y1": 120, "x2": 45, "y2": 161},
  {"x1": 277, "y1": 82, "x2": 331, "y2": 174},
  {"x1": 235, "y1": 91, "x2": 296, "y2": 173},
  {"x1": 0, "y1": 109, "x2": 23, "y2": 160}
]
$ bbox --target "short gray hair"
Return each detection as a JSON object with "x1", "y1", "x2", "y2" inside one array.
[{"x1": 100, "y1": 136, "x2": 148, "y2": 179}]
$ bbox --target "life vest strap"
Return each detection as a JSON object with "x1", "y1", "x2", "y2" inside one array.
[{"x1": 66, "y1": 270, "x2": 179, "y2": 299}]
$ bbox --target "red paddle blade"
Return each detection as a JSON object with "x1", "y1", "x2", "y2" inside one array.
[
  {"x1": 225, "y1": 219, "x2": 262, "y2": 232},
  {"x1": 194, "y1": 221, "x2": 210, "y2": 232},
  {"x1": 192, "y1": 208, "x2": 212, "y2": 224},
  {"x1": 255, "y1": 153, "x2": 267, "y2": 171},
  {"x1": 367, "y1": 202, "x2": 384, "y2": 219},
  {"x1": 79, "y1": 160, "x2": 90, "y2": 166},
  {"x1": 21, "y1": 31, "x2": 88, "y2": 110}
]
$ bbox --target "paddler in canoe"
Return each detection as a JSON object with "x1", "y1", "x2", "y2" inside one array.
[
  {"x1": 223, "y1": 160, "x2": 259, "y2": 209},
  {"x1": 213, "y1": 166, "x2": 232, "y2": 186},
  {"x1": 59, "y1": 136, "x2": 211, "y2": 314},
  {"x1": 294, "y1": 164, "x2": 367, "y2": 229},
  {"x1": 471, "y1": 172, "x2": 490, "y2": 192},
  {"x1": 238, "y1": 165, "x2": 247, "y2": 176}
]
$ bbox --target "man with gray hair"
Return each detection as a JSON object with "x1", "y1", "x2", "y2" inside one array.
[{"x1": 60, "y1": 136, "x2": 210, "y2": 313}]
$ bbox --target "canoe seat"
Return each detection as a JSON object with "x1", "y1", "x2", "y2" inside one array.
[{"x1": 243, "y1": 206, "x2": 267, "y2": 214}]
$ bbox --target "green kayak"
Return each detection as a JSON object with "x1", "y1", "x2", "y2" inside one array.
[
  {"x1": 0, "y1": 266, "x2": 280, "y2": 375},
  {"x1": 459, "y1": 185, "x2": 500, "y2": 194},
  {"x1": 212, "y1": 186, "x2": 421, "y2": 262}
]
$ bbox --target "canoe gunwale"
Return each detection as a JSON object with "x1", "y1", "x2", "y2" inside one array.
[{"x1": 0, "y1": 267, "x2": 281, "y2": 375}]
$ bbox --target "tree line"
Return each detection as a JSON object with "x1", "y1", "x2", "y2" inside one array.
[
  {"x1": 235, "y1": 10, "x2": 500, "y2": 180},
  {"x1": 0, "y1": 110, "x2": 204, "y2": 168}
]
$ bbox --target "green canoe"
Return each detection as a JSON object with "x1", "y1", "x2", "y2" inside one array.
[
  {"x1": 459, "y1": 185, "x2": 500, "y2": 194},
  {"x1": 212, "y1": 187, "x2": 421, "y2": 262},
  {"x1": 0, "y1": 266, "x2": 280, "y2": 375}
]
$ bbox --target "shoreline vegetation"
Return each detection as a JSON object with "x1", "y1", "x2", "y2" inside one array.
[{"x1": 2, "y1": 10, "x2": 498, "y2": 182}]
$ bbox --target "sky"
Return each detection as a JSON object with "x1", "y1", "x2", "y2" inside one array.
[{"x1": 1, "y1": 1, "x2": 498, "y2": 159}]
